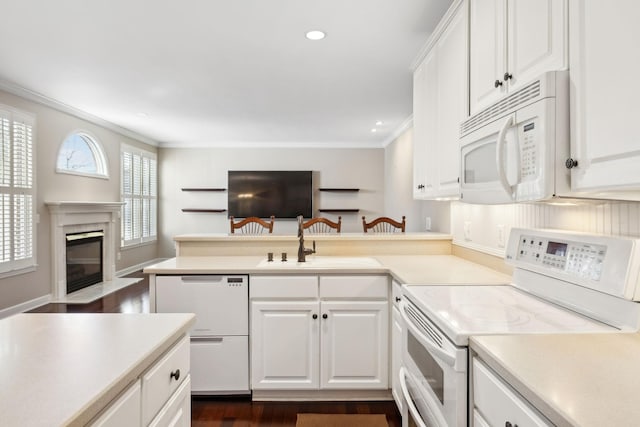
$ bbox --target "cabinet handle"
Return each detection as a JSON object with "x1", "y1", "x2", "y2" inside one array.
[
  {"x1": 170, "y1": 369, "x2": 181, "y2": 381},
  {"x1": 417, "y1": 184, "x2": 425, "y2": 190},
  {"x1": 395, "y1": 297, "x2": 401, "y2": 302},
  {"x1": 565, "y1": 158, "x2": 579, "y2": 169},
  {"x1": 494, "y1": 79, "x2": 503, "y2": 88},
  {"x1": 503, "y1": 72, "x2": 513, "y2": 81},
  {"x1": 322, "y1": 313, "x2": 328, "y2": 319},
  {"x1": 505, "y1": 422, "x2": 518, "y2": 427},
  {"x1": 312, "y1": 314, "x2": 318, "y2": 319}
]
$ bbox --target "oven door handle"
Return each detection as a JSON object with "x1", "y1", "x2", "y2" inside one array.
[
  {"x1": 400, "y1": 302, "x2": 457, "y2": 368},
  {"x1": 399, "y1": 367, "x2": 428, "y2": 427}
]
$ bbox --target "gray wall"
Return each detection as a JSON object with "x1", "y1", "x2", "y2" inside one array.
[
  {"x1": 158, "y1": 146, "x2": 385, "y2": 257},
  {"x1": 0, "y1": 89, "x2": 158, "y2": 311}
]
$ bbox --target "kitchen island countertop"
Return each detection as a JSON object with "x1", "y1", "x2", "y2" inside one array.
[
  {"x1": 0, "y1": 312, "x2": 195, "y2": 427},
  {"x1": 471, "y1": 332, "x2": 640, "y2": 427}
]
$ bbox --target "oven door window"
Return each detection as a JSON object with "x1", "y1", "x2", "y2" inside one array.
[{"x1": 408, "y1": 331, "x2": 444, "y2": 404}]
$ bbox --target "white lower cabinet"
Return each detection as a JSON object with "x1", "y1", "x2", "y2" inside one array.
[
  {"x1": 472, "y1": 357, "x2": 552, "y2": 427},
  {"x1": 390, "y1": 280, "x2": 404, "y2": 413},
  {"x1": 90, "y1": 334, "x2": 191, "y2": 427},
  {"x1": 90, "y1": 380, "x2": 141, "y2": 427},
  {"x1": 250, "y1": 275, "x2": 389, "y2": 391}
]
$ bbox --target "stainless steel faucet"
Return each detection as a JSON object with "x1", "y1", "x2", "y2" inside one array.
[{"x1": 297, "y1": 215, "x2": 316, "y2": 262}]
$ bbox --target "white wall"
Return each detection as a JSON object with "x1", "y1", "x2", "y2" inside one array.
[
  {"x1": 383, "y1": 126, "x2": 450, "y2": 233},
  {"x1": 451, "y1": 201, "x2": 640, "y2": 256},
  {"x1": 158, "y1": 146, "x2": 385, "y2": 257},
  {"x1": 0, "y1": 89, "x2": 158, "y2": 312}
]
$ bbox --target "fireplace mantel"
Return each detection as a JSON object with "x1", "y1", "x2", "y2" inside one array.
[{"x1": 46, "y1": 201, "x2": 124, "y2": 300}]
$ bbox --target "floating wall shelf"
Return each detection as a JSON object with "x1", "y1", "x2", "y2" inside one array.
[
  {"x1": 181, "y1": 209, "x2": 227, "y2": 213},
  {"x1": 181, "y1": 188, "x2": 227, "y2": 192},
  {"x1": 318, "y1": 188, "x2": 360, "y2": 192},
  {"x1": 318, "y1": 209, "x2": 360, "y2": 213}
]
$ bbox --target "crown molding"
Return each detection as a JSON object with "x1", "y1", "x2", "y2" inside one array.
[
  {"x1": 0, "y1": 78, "x2": 161, "y2": 147},
  {"x1": 158, "y1": 140, "x2": 387, "y2": 149},
  {"x1": 382, "y1": 114, "x2": 413, "y2": 148}
]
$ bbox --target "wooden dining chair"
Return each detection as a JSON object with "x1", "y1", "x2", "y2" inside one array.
[
  {"x1": 230, "y1": 216, "x2": 275, "y2": 234},
  {"x1": 302, "y1": 216, "x2": 342, "y2": 233},
  {"x1": 362, "y1": 216, "x2": 406, "y2": 233}
]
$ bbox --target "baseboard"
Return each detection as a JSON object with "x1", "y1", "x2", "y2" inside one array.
[
  {"x1": 251, "y1": 389, "x2": 392, "y2": 401},
  {"x1": 117, "y1": 258, "x2": 168, "y2": 277},
  {"x1": 0, "y1": 294, "x2": 51, "y2": 319}
]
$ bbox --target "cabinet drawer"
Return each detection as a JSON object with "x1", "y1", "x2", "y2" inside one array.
[
  {"x1": 473, "y1": 358, "x2": 552, "y2": 427},
  {"x1": 148, "y1": 375, "x2": 191, "y2": 427},
  {"x1": 320, "y1": 275, "x2": 388, "y2": 299},
  {"x1": 250, "y1": 275, "x2": 318, "y2": 299},
  {"x1": 89, "y1": 379, "x2": 141, "y2": 427},
  {"x1": 191, "y1": 336, "x2": 249, "y2": 393},
  {"x1": 142, "y1": 335, "x2": 190, "y2": 426}
]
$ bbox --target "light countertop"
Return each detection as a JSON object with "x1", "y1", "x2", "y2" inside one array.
[
  {"x1": 0, "y1": 313, "x2": 195, "y2": 427},
  {"x1": 471, "y1": 333, "x2": 640, "y2": 427},
  {"x1": 173, "y1": 232, "x2": 452, "y2": 242},
  {"x1": 144, "y1": 254, "x2": 512, "y2": 285}
]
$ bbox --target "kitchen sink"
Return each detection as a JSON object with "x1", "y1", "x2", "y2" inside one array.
[{"x1": 256, "y1": 256, "x2": 382, "y2": 269}]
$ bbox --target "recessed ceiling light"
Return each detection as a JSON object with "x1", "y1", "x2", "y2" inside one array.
[
  {"x1": 305, "y1": 30, "x2": 326, "y2": 40},
  {"x1": 375, "y1": 121, "x2": 383, "y2": 126},
  {"x1": 371, "y1": 128, "x2": 377, "y2": 133}
]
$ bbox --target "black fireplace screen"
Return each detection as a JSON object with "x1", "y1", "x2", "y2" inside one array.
[{"x1": 66, "y1": 231, "x2": 104, "y2": 294}]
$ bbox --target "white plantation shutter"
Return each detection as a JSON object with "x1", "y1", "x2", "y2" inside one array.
[
  {"x1": 121, "y1": 144, "x2": 156, "y2": 246},
  {"x1": 0, "y1": 107, "x2": 36, "y2": 274}
]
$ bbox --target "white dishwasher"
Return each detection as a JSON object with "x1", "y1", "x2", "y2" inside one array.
[{"x1": 155, "y1": 275, "x2": 249, "y2": 395}]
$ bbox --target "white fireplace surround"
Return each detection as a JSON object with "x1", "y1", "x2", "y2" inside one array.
[{"x1": 46, "y1": 202, "x2": 124, "y2": 301}]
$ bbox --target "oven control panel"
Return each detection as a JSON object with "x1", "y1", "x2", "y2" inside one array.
[
  {"x1": 515, "y1": 235, "x2": 606, "y2": 281},
  {"x1": 505, "y1": 228, "x2": 640, "y2": 300}
]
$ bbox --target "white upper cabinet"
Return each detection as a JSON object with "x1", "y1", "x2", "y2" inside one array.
[
  {"x1": 469, "y1": 0, "x2": 567, "y2": 115},
  {"x1": 568, "y1": 0, "x2": 640, "y2": 194},
  {"x1": 412, "y1": 0, "x2": 467, "y2": 200}
]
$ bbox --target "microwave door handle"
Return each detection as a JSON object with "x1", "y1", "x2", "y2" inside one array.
[
  {"x1": 400, "y1": 302, "x2": 456, "y2": 367},
  {"x1": 496, "y1": 115, "x2": 515, "y2": 199},
  {"x1": 399, "y1": 368, "x2": 429, "y2": 427}
]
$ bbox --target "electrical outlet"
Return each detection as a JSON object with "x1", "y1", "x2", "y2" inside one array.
[
  {"x1": 497, "y1": 224, "x2": 505, "y2": 248},
  {"x1": 463, "y1": 221, "x2": 471, "y2": 241},
  {"x1": 425, "y1": 217, "x2": 432, "y2": 231}
]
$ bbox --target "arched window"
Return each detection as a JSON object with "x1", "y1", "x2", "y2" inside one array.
[{"x1": 56, "y1": 131, "x2": 108, "y2": 178}]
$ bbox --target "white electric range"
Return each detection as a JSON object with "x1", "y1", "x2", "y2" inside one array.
[{"x1": 398, "y1": 228, "x2": 640, "y2": 427}]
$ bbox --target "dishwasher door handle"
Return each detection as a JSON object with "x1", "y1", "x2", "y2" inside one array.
[{"x1": 190, "y1": 336, "x2": 224, "y2": 343}]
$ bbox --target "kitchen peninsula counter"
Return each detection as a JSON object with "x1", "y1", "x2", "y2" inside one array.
[
  {"x1": 1, "y1": 312, "x2": 195, "y2": 427},
  {"x1": 172, "y1": 232, "x2": 454, "y2": 257},
  {"x1": 144, "y1": 254, "x2": 511, "y2": 285},
  {"x1": 470, "y1": 333, "x2": 640, "y2": 427}
]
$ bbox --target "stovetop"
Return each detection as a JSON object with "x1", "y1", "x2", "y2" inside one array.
[{"x1": 403, "y1": 284, "x2": 615, "y2": 346}]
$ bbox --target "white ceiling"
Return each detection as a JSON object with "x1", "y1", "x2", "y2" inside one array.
[{"x1": 0, "y1": 0, "x2": 452, "y2": 147}]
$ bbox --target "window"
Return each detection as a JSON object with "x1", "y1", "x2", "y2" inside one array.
[
  {"x1": 121, "y1": 144, "x2": 157, "y2": 247},
  {"x1": 56, "y1": 131, "x2": 108, "y2": 178},
  {"x1": 0, "y1": 105, "x2": 36, "y2": 274}
]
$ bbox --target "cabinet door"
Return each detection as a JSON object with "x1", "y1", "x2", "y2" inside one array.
[
  {"x1": 148, "y1": 376, "x2": 191, "y2": 427},
  {"x1": 469, "y1": 0, "x2": 507, "y2": 114},
  {"x1": 435, "y1": 2, "x2": 467, "y2": 198},
  {"x1": 320, "y1": 300, "x2": 389, "y2": 389},
  {"x1": 569, "y1": 0, "x2": 640, "y2": 192},
  {"x1": 412, "y1": 55, "x2": 432, "y2": 199},
  {"x1": 391, "y1": 306, "x2": 404, "y2": 413},
  {"x1": 251, "y1": 301, "x2": 319, "y2": 389},
  {"x1": 507, "y1": 0, "x2": 567, "y2": 91},
  {"x1": 89, "y1": 380, "x2": 141, "y2": 427}
]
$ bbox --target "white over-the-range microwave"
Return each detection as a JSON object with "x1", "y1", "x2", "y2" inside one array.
[{"x1": 459, "y1": 70, "x2": 572, "y2": 204}]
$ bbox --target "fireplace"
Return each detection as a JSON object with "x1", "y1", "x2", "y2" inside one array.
[
  {"x1": 66, "y1": 231, "x2": 104, "y2": 294},
  {"x1": 46, "y1": 201, "x2": 123, "y2": 301}
]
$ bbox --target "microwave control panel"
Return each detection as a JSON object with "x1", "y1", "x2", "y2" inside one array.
[
  {"x1": 519, "y1": 121, "x2": 538, "y2": 180},
  {"x1": 515, "y1": 235, "x2": 607, "y2": 281}
]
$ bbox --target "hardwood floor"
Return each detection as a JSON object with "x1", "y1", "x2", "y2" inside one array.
[{"x1": 27, "y1": 271, "x2": 403, "y2": 426}]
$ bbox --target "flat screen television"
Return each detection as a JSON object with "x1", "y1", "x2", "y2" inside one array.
[{"x1": 228, "y1": 171, "x2": 313, "y2": 218}]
